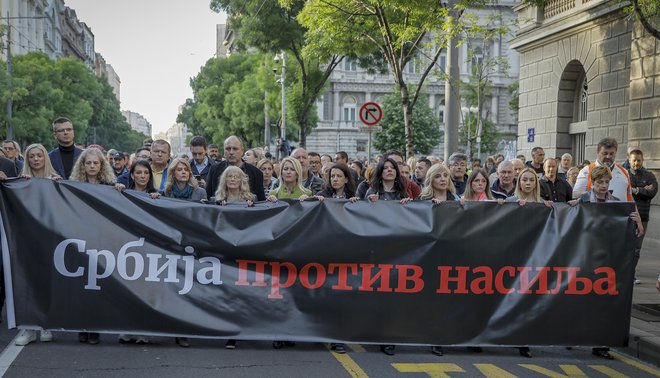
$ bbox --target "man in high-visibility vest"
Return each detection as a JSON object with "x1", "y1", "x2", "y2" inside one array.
[{"x1": 574, "y1": 137, "x2": 633, "y2": 202}]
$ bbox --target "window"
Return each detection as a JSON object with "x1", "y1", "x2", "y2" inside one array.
[
  {"x1": 344, "y1": 59, "x2": 357, "y2": 71},
  {"x1": 342, "y1": 96, "x2": 357, "y2": 122},
  {"x1": 356, "y1": 140, "x2": 367, "y2": 153},
  {"x1": 578, "y1": 77, "x2": 588, "y2": 122},
  {"x1": 572, "y1": 133, "x2": 585, "y2": 164}
]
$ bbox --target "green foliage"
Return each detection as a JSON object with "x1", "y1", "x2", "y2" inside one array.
[
  {"x1": 458, "y1": 112, "x2": 499, "y2": 157},
  {"x1": 374, "y1": 93, "x2": 441, "y2": 155},
  {"x1": 189, "y1": 51, "x2": 280, "y2": 148},
  {"x1": 0, "y1": 52, "x2": 145, "y2": 151}
]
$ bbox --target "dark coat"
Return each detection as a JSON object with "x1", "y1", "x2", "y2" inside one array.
[
  {"x1": 539, "y1": 176, "x2": 573, "y2": 202},
  {"x1": 629, "y1": 166, "x2": 658, "y2": 222},
  {"x1": 0, "y1": 156, "x2": 17, "y2": 178},
  {"x1": 206, "y1": 161, "x2": 266, "y2": 201},
  {"x1": 49, "y1": 146, "x2": 83, "y2": 179}
]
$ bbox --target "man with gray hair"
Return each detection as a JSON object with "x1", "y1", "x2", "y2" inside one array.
[
  {"x1": 448, "y1": 152, "x2": 469, "y2": 196},
  {"x1": 292, "y1": 147, "x2": 323, "y2": 194},
  {"x1": 558, "y1": 153, "x2": 573, "y2": 180},
  {"x1": 491, "y1": 160, "x2": 516, "y2": 199}
]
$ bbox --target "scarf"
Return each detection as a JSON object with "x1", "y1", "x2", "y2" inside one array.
[{"x1": 171, "y1": 183, "x2": 194, "y2": 199}]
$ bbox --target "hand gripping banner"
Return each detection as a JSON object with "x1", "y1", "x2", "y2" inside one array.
[{"x1": 0, "y1": 178, "x2": 636, "y2": 346}]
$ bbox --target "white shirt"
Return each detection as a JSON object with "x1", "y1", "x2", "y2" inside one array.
[{"x1": 574, "y1": 160, "x2": 632, "y2": 201}]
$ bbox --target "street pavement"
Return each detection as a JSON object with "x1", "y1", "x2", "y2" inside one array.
[{"x1": 1, "y1": 210, "x2": 660, "y2": 376}]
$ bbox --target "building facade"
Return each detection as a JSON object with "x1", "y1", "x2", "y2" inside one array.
[
  {"x1": 122, "y1": 110, "x2": 152, "y2": 137},
  {"x1": 511, "y1": 0, "x2": 660, "y2": 167},
  {"x1": 305, "y1": 3, "x2": 520, "y2": 160},
  {"x1": 1, "y1": 0, "x2": 48, "y2": 58}
]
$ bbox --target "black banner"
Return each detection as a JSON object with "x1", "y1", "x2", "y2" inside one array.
[{"x1": 0, "y1": 178, "x2": 636, "y2": 346}]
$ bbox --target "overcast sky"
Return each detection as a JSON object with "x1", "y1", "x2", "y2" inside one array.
[{"x1": 65, "y1": 0, "x2": 226, "y2": 135}]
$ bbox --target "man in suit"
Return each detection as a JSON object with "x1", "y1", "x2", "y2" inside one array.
[{"x1": 48, "y1": 117, "x2": 83, "y2": 180}]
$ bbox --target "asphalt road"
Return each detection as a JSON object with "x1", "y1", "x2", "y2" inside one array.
[{"x1": 0, "y1": 329, "x2": 659, "y2": 378}]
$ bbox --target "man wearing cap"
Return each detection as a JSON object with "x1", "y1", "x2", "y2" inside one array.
[{"x1": 111, "y1": 151, "x2": 128, "y2": 178}]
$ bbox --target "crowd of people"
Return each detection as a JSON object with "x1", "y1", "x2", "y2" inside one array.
[{"x1": 2, "y1": 117, "x2": 656, "y2": 360}]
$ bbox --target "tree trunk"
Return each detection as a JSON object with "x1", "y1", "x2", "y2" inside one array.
[
  {"x1": 399, "y1": 85, "x2": 415, "y2": 158},
  {"x1": 298, "y1": 110, "x2": 308, "y2": 148}
]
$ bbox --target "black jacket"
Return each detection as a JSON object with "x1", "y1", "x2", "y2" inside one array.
[
  {"x1": 629, "y1": 166, "x2": 657, "y2": 222},
  {"x1": 206, "y1": 161, "x2": 266, "y2": 201},
  {"x1": 539, "y1": 176, "x2": 573, "y2": 202}
]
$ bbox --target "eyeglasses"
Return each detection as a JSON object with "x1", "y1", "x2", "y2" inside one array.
[
  {"x1": 55, "y1": 128, "x2": 73, "y2": 134},
  {"x1": 226, "y1": 175, "x2": 241, "y2": 180}
]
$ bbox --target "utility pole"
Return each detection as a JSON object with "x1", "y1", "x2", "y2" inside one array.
[
  {"x1": 444, "y1": 33, "x2": 459, "y2": 162},
  {"x1": 5, "y1": 13, "x2": 13, "y2": 140}
]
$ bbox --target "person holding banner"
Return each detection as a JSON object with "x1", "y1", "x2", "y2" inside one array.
[
  {"x1": 418, "y1": 164, "x2": 459, "y2": 204},
  {"x1": 162, "y1": 158, "x2": 207, "y2": 202},
  {"x1": 70, "y1": 148, "x2": 116, "y2": 186},
  {"x1": 267, "y1": 157, "x2": 312, "y2": 202},
  {"x1": 318, "y1": 163, "x2": 358, "y2": 202},
  {"x1": 257, "y1": 158, "x2": 279, "y2": 198},
  {"x1": 505, "y1": 168, "x2": 553, "y2": 208},
  {"x1": 460, "y1": 169, "x2": 493, "y2": 203},
  {"x1": 366, "y1": 157, "x2": 411, "y2": 205},
  {"x1": 215, "y1": 166, "x2": 255, "y2": 206},
  {"x1": 21, "y1": 144, "x2": 61, "y2": 180},
  {"x1": 115, "y1": 160, "x2": 160, "y2": 199}
]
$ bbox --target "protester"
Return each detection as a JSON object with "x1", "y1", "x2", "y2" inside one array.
[
  {"x1": 539, "y1": 158, "x2": 572, "y2": 202},
  {"x1": 3, "y1": 140, "x2": 23, "y2": 174},
  {"x1": 21, "y1": 144, "x2": 61, "y2": 180},
  {"x1": 243, "y1": 148, "x2": 264, "y2": 165},
  {"x1": 418, "y1": 164, "x2": 459, "y2": 204},
  {"x1": 267, "y1": 157, "x2": 312, "y2": 202},
  {"x1": 309, "y1": 152, "x2": 323, "y2": 178},
  {"x1": 257, "y1": 158, "x2": 279, "y2": 197},
  {"x1": 384, "y1": 150, "x2": 420, "y2": 199},
  {"x1": 366, "y1": 157, "x2": 411, "y2": 205},
  {"x1": 49, "y1": 117, "x2": 83, "y2": 179},
  {"x1": 461, "y1": 169, "x2": 493, "y2": 202},
  {"x1": 350, "y1": 160, "x2": 365, "y2": 185},
  {"x1": 70, "y1": 148, "x2": 116, "y2": 185},
  {"x1": 292, "y1": 148, "x2": 323, "y2": 195},
  {"x1": 215, "y1": 166, "x2": 255, "y2": 206},
  {"x1": 189, "y1": 136, "x2": 213, "y2": 188},
  {"x1": 357, "y1": 164, "x2": 375, "y2": 199},
  {"x1": 162, "y1": 158, "x2": 207, "y2": 202},
  {"x1": 116, "y1": 160, "x2": 160, "y2": 199},
  {"x1": 566, "y1": 167, "x2": 579, "y2": 187},
  {"x1": 208, "y1": 144, "x2": 221, "y2": 162},
  {"x1": 490, "y1": 160, "x2": 516, "y2": 200},
  {"x1": 206, "y1": 136, "x2": 266, "y2": 202},
  {"x1": 412, "y1": 158, "x2": 431, "y2": 190},
  {"x1": 150, "y1": 139, "x2": 171, "y2": 192},
  {"x1": 448, "y1": 152, "x2": 469, "y2": 196},
  {"x1": 558, "y1": 153, "x2": 573, "y2": 179},
  {"x1": 526, "y1": 147, "x2": 545, "y2": 175},
  {"x1": 506, "y1": 168, "x2": 552, "y2": 208},
  {"x1": 318, "y1": 163, "x2": 358, "y2": 202},
  {"x1": 627, "y1": 148, "x2": 657, "y2": 284}
]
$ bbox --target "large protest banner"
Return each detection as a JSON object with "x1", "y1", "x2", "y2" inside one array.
[{"x1": 0, "y1": 178, "x2": 636, "y2": 346}]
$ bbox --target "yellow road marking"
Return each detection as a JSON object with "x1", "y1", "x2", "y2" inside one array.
[
  {"x1": 392, "y1": 363, "x2": 464, "y2": 378},
  {"x1": 325, "y1": 344, "x2": 369, "y2": 378},
  {"x1": 348, "y1": 344, "x2": 366, "y2": 353},
  {"x1": 519, "y1": 364, "x2": 586, "y2": 377},
  {"x1": 611, "y1": 352, "x2": 660, "y2": 377},
  {"x1": 474, "y1": 363, "x2": 519, "y2": 377},
  {"x1": 588, "y1": 365, "x2": 629, "y2": 378}
]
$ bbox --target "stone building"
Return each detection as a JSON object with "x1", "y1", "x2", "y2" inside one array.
[
  {"x1": 60, "y1": 6, "x2": 94, "y2": 69},
  {"x1": 305, "y1": 2, "x2": 520, "y2": 160},
  {"x1": 122, "y1": 110, "x2": 152, "y2": 137},
  {"x1": 0, "y1": 0, "x2": 48, "y2": 57},
  {"x1": 511, "y1": 0, "x2": 660, "y2": 167}
]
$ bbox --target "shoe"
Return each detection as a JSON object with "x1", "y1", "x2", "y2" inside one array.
[
  {"x1": 15, "y1": 330, "x2": 37, "y2": 346},
  {"x1": 331, "y1": 343, "x2": 346, "y2": 354},
  {"x1": 87, "y1": 333, "x2": 100, "y2": 345},
  {"x1": 634, "y1": 277, "x2": 641, "y2": 285},
  {"x1": 175, "y1": 337, "x2": 190, "y2": 348},
  {"x1": 273, "y1": 341, "x2": 284, "y2": 349},
  {"x1": 519, "y1": 347, "x2": 532, "y2": 358},
  {"x1": 431, "y1": 346, "x2": 443, "y2": 356},
  {"x1": 118, "y1": 334, "x2": 133, "y2": 344},
  {"x1": 135, "y1": 336, "x2": 149, "y2": 344},
  {"x1": 78, "y1": 332, "x2": 88, "y2": 343},
  {"x1": 40, "y1": 330, "x2": 53, "y2": 342},
  {"x1": 469, "y1": 346, "x2": 483, "y2": 353},
  {"x1": 380, "y1": 345, "x2": 395, "y2": 356},
  {"x1": 225, "y1": 339, "x2": 236, "y2": 349},
  {"x1": 592, "y1": 348, "x2": 613, "y2": 360}
]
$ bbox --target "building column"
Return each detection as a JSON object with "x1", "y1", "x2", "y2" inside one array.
[{"x1": 333, "y1": 90, "x2": 340, "y2": 122}]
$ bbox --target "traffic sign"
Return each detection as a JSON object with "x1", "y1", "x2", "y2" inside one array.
[{"x1": 359, "y1": 102, "x2": 382, "y2": 126}]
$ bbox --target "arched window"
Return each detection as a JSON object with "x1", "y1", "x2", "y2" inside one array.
[{"x1": 577, "y1": 76, "x2": 588, "y2": 122}]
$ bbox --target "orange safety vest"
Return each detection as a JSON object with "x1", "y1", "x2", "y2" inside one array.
[{"x1": 585, "y1": 162, "x2": 632, "y2": 201}]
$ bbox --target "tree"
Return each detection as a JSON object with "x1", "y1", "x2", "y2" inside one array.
[
  {"x1": 290, "y1": 0, "x2": 488, "y2": 158},
  {"x1": 210, "y1": 0, "x2": 343, "y2": 147},
  {"x1": 374, "y1": 92, "x2": 441, "y2": 155}
]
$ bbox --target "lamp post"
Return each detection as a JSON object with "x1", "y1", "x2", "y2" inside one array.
[{"x1": 274, "y1": 52, "x2": 286, "y2": 159}]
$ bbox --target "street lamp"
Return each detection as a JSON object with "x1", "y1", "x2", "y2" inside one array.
[{"x1": 274, "y1": 52, "x2": 286, "y2": 160}]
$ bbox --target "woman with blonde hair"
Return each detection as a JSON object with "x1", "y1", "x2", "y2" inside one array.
[
  {"x1": 21, "y1": 143, "x2": 61, "y2": 180},
  {"x1": 505, "y1": 167, "x2": 552, "y2": 207},
  {"x1": 243, "y1": 148, "x2": 265, "y2": 165},
  {"x1": 267, "y1": 157, "x2": 311, "y2": 202},
  {"x1": 257, "y1": 158, "x2": 279, "y2": 197},
  {"x1": 162, "y1": 157, "x2": 206, "y2": 202},
  {"x1": 70, "y1": 148, "x2": 115, "y2": 185},
  {"x1": 215, "y1": 165, "x2": 255, "y2": 206},
  {"x1": 356, "y1": 163, "x2": 376, "y2": 199},
  {"x1": 419, "y1": 164, "x2": 458, "y2": 204}
]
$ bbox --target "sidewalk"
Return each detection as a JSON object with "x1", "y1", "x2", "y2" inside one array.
[{"x1": 623, "y1": 208, "x2": 660, "y2": 366}]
